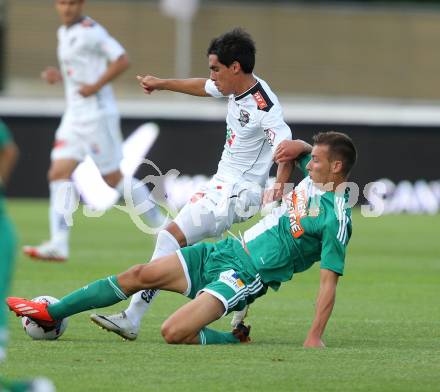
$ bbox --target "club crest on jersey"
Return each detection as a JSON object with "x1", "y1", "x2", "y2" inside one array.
[
  {"x1": 238, "y1": 109, "x2": 250, "y2": 127},
  {"x1": 226, "y1": 127, "x2": 236, "y2": 146},
  {"x1": 264, "y1": 128, "x2": 276, "y2": 146},
  {"x1": 252, "y1": 91, "x2": 268, "y2": 110}
]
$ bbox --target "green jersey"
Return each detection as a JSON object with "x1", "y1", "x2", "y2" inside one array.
[
  {"x1": 0, "y1": 120, "x2": 13, "y2": 217},
  {"x1": 241, "y1": 154, "x2": 352, "y2": 291}
]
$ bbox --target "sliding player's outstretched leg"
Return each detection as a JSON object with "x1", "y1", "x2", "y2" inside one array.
[
  {"x1": 6, "y1": 254, "x2": 187, "y2": 328},
  {"x1": 90, "y1": 227, "x2": 182, "y2": 340}
]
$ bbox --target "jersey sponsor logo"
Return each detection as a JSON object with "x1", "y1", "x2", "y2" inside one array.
[
  {"x1": 252, "y1": 91, "x2": 268, "y2": 110},
  {"x1": 237, "y1": 82, "x2": 274, "y2": 112},
  {"x1": 238, "y1": 109, "x2": 250, "y2": 127},
  {"x1": 219, "y1": 270, "x2": 245, "y2": 293},
  {"x1": 264, "y1": 128, "x2": 276, "y2": 146},
  {"x1": 226, "y1": 127, "x2": 236, "y2": 146},
  {"x1": 287, "y1": 189, "x2": 308, "y2": 238}
]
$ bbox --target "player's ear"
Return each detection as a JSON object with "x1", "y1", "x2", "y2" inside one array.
[
  {"x1": 332, "y1": 160, "x2": 343, "y2": 175},
  {"x1": 231, "y1": 61, "x2": 241, "y2": 74}
]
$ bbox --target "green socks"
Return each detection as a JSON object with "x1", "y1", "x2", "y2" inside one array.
[
  {"x1": 48, "y1": 275, "x2": 127, "y2": 320},
  {"x1": 33, "y1": 274, "x2": 243, "y2": 345},
  {"x1": 199, "y1": 327, "x2": 240, "y2": 345}
]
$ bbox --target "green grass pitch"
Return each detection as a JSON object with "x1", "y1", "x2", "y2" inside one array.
[{"x1": 1, "y1": 200, "x2": 439, "y2": 391}]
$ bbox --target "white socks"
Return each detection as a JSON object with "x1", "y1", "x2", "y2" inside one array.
[
  {"x1": 48, "y1": 176, "x2": 165, "y2": 258},
  {"x1": 124, "y1": 230, "x2": 180, "y2": 328},
  {"x1": 49, "y1": 180, "x2": 78, "y2": 256}
]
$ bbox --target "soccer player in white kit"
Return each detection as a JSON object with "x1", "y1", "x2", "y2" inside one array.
[
  {"x1": 90, "y1": 28, "x2": 294, "y2": 340},
  {"x1": 23, "y1": 0, "x2": 164, "y2": 262}
]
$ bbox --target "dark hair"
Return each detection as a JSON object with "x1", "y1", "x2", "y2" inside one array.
[
  {"x1": 207, "y1": 28, "x2": 256, "y2": 73},
  {"x1": 313, "y1": 131, "x2": 357, "y2": 176}
]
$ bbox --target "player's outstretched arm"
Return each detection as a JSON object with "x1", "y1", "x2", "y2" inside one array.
[
  {"x1": 137, "y1": 75, "x2": 210, "y2": 97},
  {"x1": 274, "y1": 139, "x2": 312, "y2": 164},
  {"x1": 303, "y1": 268, "x2": 339, "y2": 348},
  {"x1": 79, "y1": 54, "x2": 130, "y2": 97}
]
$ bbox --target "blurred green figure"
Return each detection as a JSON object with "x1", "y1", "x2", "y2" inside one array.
[
  {"x1": 0, "y1": 119, "x2": 18, "y2": 362},
  {"x1": 0, "y1": 119, "x2": 55, "y2": 392}
]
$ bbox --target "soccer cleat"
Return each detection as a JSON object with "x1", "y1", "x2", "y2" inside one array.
[
  {"x1": 6, "y1": 297, "x2": 56, "y2": 327},
  {"x1": 232, "y1": 323, "x2": 251, "y2": 343},
  {"x1": 23, "y1": 242, "x2": 67, "y2": 262},
  {"x1": 231, "y1": 305, "x2": 249, "y2": 328},
  {"x1": 28, "y1": 377, "x2": 57, "y2": 392},
  {"x1": 90, "y1": 312, "x2": 139, "y2": 341}
]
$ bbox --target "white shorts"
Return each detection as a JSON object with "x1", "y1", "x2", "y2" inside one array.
[
  {"x1": 174, "y1": 177, "x2": 263, "y2": 245},
  {"x1": 51, "y1": 113, "x2": 123, "y2": 175}
]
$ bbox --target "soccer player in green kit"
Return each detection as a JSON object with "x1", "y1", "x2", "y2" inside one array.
[
  {"x1": 0, "y1": 120, "x2": 55, "y2": 392},
  {"x1": 7, "y1": 131, "x2": 357, "y2": 348},
  {"x1": 0, "y1": 120, "x2": 18, "y2": 363}
]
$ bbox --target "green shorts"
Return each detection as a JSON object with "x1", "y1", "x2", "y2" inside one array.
[{"x1": 177, "y1": 237, "x2": 267, "y2": 316}]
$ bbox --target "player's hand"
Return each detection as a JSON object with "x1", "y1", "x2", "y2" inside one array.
[
  {"x1": 136, "y1": 75, "x2": 161, "y2": 95},
  {"x1": 274, "y1": 140, "x2": 306, "y2": 163},
  {"x1": 303, "y1": 335, "x2": 325, "y2": 348},
  {"x1": 78, "y1": 84, "x2": 100, "y2": 97},
  {"x1": 41, "y1": 67, "x2": 62, "y2": 84}
]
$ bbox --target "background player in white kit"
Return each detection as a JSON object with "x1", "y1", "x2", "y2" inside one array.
[
  {"x1": 23, "y1": 0, "x2": 164, "y2": 262},
  {"x1": 91, "y1": 28, "x2": 294, "y2": 340}
]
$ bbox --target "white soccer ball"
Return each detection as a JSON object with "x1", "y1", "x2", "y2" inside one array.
[{"x1": 21, "y1": 296, "x2": 68, "y2": 340}]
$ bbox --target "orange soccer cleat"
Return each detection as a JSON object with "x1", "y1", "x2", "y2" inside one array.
[{"x1": 6, "y1": 297, "x2": 56, "y2": 327}]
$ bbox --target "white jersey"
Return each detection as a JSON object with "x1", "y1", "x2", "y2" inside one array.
[
  {"x1": 57, "y1": 17, "x2": 125, "y2": 119},
  {"x1": 205, "y1": 76, "x2": 292, "y2": 187}
]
